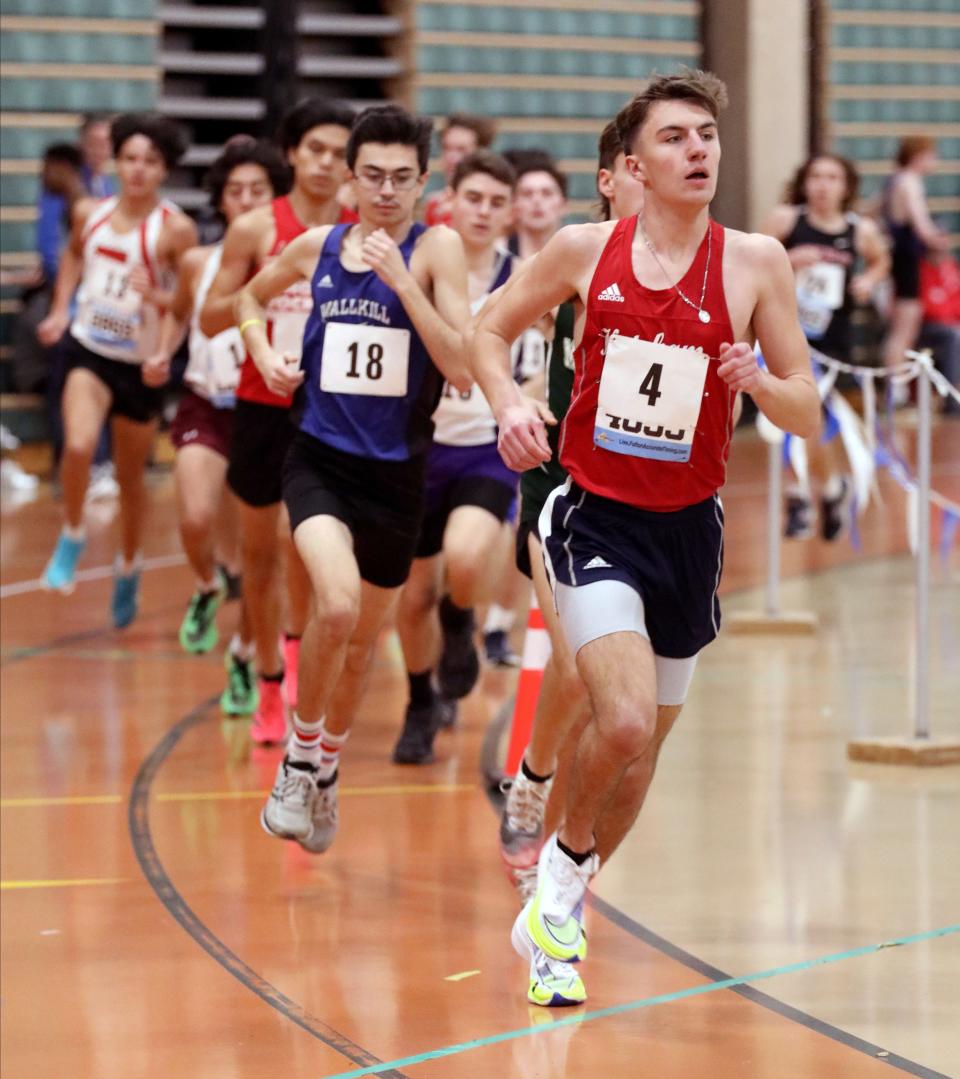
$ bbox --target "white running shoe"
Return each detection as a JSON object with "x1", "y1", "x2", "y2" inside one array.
[
  {"x1": 525, "y1": 835, "x2": 597, "y2": 962},
  {"x1": 261, "y1": 757, "x2": 317, "y2": 841},
  {"x1": 298, "y1": 772, "x2": 339, "y2": 854},
  {"x1": 512, "y1": 907, "x2": 586, "y2": 1006}
]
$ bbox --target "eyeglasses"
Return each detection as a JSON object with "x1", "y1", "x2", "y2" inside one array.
[{"x1": 355, "y1": 168, "x2": 421, "y2": 192}]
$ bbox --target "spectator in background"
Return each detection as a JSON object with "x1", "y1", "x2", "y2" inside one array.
[
  {"x1": 918, "y1": 251, "x2": 960, "y2": 416},
  {"x1": 503, "y1": 150, "x2": 568, "y2": 258},
  {"x1": 37, "y1": 114, "x2": 116, "y2": 281},
  {"x1": 35, "y1": 143, "x2": 86, "y2": 283},
  {"x1": 422, "y1": 113, "x2": 497, "y2": 227},
  {"x1": 880, "y1": 136, "x2": 949, "y2": 400}
]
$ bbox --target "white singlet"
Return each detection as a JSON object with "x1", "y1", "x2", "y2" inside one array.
[
  {"x1": 71, "y1": 196, "x2": 177, "y2": 363},
  {"x1": 184, "y1": 245, "x2": 246, "y2": 408}
]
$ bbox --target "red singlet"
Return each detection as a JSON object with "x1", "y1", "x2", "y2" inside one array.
[
  {"x1": 236, "y1": 197, "x2": 358, "y2": 406},
  {"x1": 559, "y1": 216, "x2": 737, "y2": 511}
]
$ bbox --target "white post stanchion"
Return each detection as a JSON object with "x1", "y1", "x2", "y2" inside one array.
[
  {"x1": 727, "y1": 435, "x2": 818, "y2": 635},
  {"x1": 848, "y1": 353, "x2": 960, "y2": 766},
  {"x1": 914, "y1": 354, "x2": 932, "y2": 742}
]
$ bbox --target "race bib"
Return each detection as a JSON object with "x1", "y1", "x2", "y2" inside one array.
[
  {"x1": 796, "y1": 262, "x2": 844, "y2": 340},
  {"x1": 594, "y1": 332, "x2": 708, "y2": 463},
  {"x1": 320, "y1": 321, "x2": 409, "y2": 397},
  {"x1": 208, "y1": 331, "x2": 245, "y2": 408},
  {"x1": 86, "y1": 263, "x2": 141, "y2": 351}
]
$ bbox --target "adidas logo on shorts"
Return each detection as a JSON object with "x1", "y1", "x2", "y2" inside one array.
[
  {"x1": 318, "y1": 274, "x2": 334, "y2": 288},
  {"x1": 583, "y1": 555, "x2": 612, "y2": 570},
  {"x1": 597, "y1": 282, "x2": 625, "y2": 303}
]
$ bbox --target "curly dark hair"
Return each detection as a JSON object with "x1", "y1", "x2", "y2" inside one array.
[
  {"x1": 204, "y1": 138, "x2": 290, "y2": 213},
  {"x1": 110, "y1": 112, "x2": 188, "y2": 170}
]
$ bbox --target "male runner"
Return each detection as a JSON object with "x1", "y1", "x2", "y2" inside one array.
[
  {"x1": 393, "y1": 150, "x2": 519, "y2": 764},
  {"x1": 147, "y1": 139, "x2": 288, "y2": 713},
  {"x1": 472, "y1": 71, "x2": 819, "y2": 1005},
  {"x1": 499, "y1": 118, "x2": 645, "y2": 910},
  {"x1": 234, "y1": 105, "x2": 470, "y2": 852},
  {"x1": 199, "y1": 99, "x2": 356, "y2": 743},
  {"x1": 763, "y1": 154, "x2": 889, "y2": 540},
  {"x1": 38, "y1": 112, "x2": 196, "y2": 627}
]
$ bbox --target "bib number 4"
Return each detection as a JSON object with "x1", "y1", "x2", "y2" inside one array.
[{"x1": 594, "y1": 334, "x2": 708, "y2": 462}]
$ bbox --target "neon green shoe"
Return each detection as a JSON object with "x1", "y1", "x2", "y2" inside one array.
[
  {"x1": 524, "y1": 836, "x2": 596, "y2": 962},
  {"x1": 179, "y1": 572, "x2": 227, "y2": 654},
  {"x1": 512, "y1": 908, "x2": 586, "y2": 1007},
  {"x1": 220, "y1": 650, "x2": 258, "y2": 716}
]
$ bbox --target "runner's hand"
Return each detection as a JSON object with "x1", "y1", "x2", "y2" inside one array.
[
  {"x1": 256, "y1": 349, "x2": 304, "y2": 397},
  {"x1": 141, "y1": 353, "x2": 170, "y2": 388},
  {"x1": 717, "y1": 342, "x2": 765, "y2": 395},
  {"x1": 128, "y1": 265, "x2": 153, "y2": 298},
  {"x1": 496, "y1": 398, "x2": 553, "y2": 472},
  {"x1": 37, "y1": 309, "x2": 69, "y2": 347},
  {"x1": 361, "y1": 230, "x2": 408, "y2": 291}
]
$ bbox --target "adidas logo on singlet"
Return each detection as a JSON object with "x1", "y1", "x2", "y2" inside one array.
[
  {"x1": 597, "y1": 282, "x2": 625, "y2": 303},
  {"x1": 583, "y1": 555, "x2": 612, "y2": 570},
  {"x1": 317, "y1": 274, "x2": 334, "y2": 288}
]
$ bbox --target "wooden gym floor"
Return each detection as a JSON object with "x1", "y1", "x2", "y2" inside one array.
[{"x1": 1, "y1": 421, "x2": 958, "y2": 1078}]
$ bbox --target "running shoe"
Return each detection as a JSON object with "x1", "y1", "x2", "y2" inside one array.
[
  {"x1": 250, "y1": 678, "x2": 287, "y2": 745},
  {"x1": 484, "y1": 629, "x2": 521, "y2": 668},
  {"x1": 437, "y1": 695, "x2": 458, "y2": 730},
  {"x1": 179, "y1": 571, "x2": 227, "y2": 654},
  {"x1": 437, "y1": 604, "x2": 480, "y2": 699},
  {"x1": 500, "y1": 769, "x2": 554, "y2": 871},
  {"x1": 111, "y1": 561, "x2": 141, "y2": 628},
  {"x1": 43, "y1": 533, "x2": 85, "y2": 593},
  {"x1": 220, "y1": 649, "x2": 258, "y2": 716},
  {"x1": 524, "y1": 835, "x2": 597, "y2": 962},
  {"x1": 392, "y1": 698, "x2": 444, "y2": 764},
  {"x1": 512, "y1": 908, "x2": 586, "y2": 1007},
  {"x1": 298, "y1": 772, "x2": 339, "y2": 854},
  {"x1": 784, "y1": 495, "x2": 813, "y2": 539},
  {"x1": 820, "y1": 476, "x2": 852, "y2": 543},
  {"x1": 260, "y1": 756, "x2": 317, "y2": 841}
]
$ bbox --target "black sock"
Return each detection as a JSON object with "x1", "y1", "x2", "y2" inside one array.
[
  {"x1": 521, "y1": 758, "x2": 553, "y2": 784},
  {"x1": 408, "y1": 670, "x2": 435, "y2": 709},
  {"x1": 261, "y1": 669, "x2": 284, "y2": 683},
  {"x1": 439, "y1": 594, "x2": 473, "y2": 632},
  {"x1": 284, "y1": 633, "x2": 301, "y2": 643},
  {"x1": 557, "y1": 837, "x2": 594, "y2": 867}
]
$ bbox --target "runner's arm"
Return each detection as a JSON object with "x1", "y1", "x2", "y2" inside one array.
[
  {"x1": 471, "y1": 226, "x2": 592, "y2": 470},
  {"x1": 850, "y1": 216, "x2": 891, "y2": 303},
  {"x1": 36, "y1": 197, "x2": 94, "y2": 346},
  {"x1": 199, "y1": 212, "x2": 261, "y2": 336},
  {"x1": 234, "y1": 229, "x2": 325, "y2": 397},
  {"x1": 142, "y1": 246, "x2": 206, "y2": 383},
  {"x1": 722, "y1": 236, "x2": 819, "y2": 438}
]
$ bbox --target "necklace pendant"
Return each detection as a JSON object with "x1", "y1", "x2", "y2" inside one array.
[{"x1": 698, "y1": 309, "x2": 711, "y2": 324}]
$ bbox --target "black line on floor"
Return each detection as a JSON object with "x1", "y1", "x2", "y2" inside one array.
[
  {"x1": 480, "y1": 700, "x2": 948, "y2": 1079},
  {"x1": 128, "y1": 699, "x2": 408, "y2": 1078}
]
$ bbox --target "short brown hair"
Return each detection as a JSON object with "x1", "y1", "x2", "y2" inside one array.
[
  {"x1": 451, "y1": 150, "x2": 516, "y2": 192},
  {"x1": 616, "y1": 69, "x2": 728, "y2": 155},
  {"x1": 442, "y1": 113, "x2": 496, "y2": 149},
  {"x1": 896, "y1": 135, "x2": 936, "y2": 167},
  {"x1": 596, "y1": 118, "x2": 623, "y2": 221},
  {"x1": 786, "y1": 154, "x2": 860, "y2": 212}
]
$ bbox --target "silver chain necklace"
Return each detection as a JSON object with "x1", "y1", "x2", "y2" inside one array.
[{"x1": 638, "y1": 217, "x2": 712, "y2": 324}]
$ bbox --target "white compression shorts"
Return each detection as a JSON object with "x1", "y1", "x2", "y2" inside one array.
[{"x1": 554, "y1": 578, "x2": 698, "y2": 706}]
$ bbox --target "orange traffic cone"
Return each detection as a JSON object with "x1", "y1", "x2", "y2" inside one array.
[{"x1": 504, "y1": 598, "x2": 552, "y2": 775}]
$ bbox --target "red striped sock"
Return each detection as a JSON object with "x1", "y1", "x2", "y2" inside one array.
[
  {"x1": 317, "y1": 727, "x2": 348, "y2": 781},
  {"x1": 288, "y1": 713, "x2": 324, "y2": 764}
]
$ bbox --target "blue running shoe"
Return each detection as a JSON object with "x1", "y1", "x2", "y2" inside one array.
[
  {"x1": 43, "y1": 533, "x2": 86, "y2": 593},
  {"x1": 111, "y1": 562, "x2": 141, "y2": 628}
]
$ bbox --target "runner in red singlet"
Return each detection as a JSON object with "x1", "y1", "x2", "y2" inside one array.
[
  {"x1": 471, "y1": 71, "x2": 819, "y2": 1005},
  {"x1": 199, "y1": 99, "x2": 357, "y2": 745}
]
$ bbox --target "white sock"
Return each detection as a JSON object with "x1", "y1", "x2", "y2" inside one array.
[
  {"x1": 63, "y1": 523, "x2": 85, "y2": 542},
  {"x1": 118, "y1": 555, "x2": 140, "y2": 577},
  {"x1": 197, "y1": 573, "x2": 220, "y2": 594},
  {"x1": 288, "y1": 712, "x2": 324, "y2": 765},
  {"x1": 317, "y1": 724, "x2": 349, "y2": 781},
  {"x1": 484, "y1": 603, "x2": 516, "y2": 634}
]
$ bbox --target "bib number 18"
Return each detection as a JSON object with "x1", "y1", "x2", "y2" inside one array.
[{"x1": 347, "y1": 341, "x2": 384, "y2": 381}]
